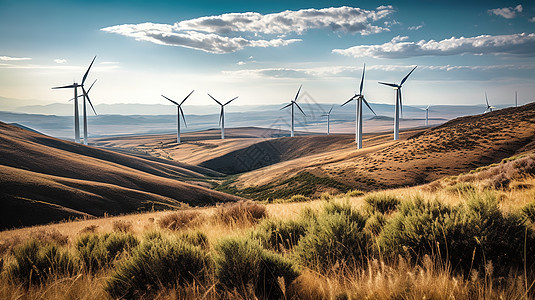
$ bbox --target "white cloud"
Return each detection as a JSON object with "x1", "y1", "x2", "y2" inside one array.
[
  {"x1": 237, "y1": 61, "x2": 246, "y2": 65},
  {"x1": 529, "y1": 17, "x2": 535, "y2": 22},
  {"x1": 332, "y1": 33, "x2": 535, "y2": 58},
  {"x1": 488, "y1": 4, "x2": 522, "y2": 19},
  {"x1": 101, "y1": 6, "x2": 394, "y2": 54},
  {"x1": 54, "y1": 59, "x2": 67, "y2": 64},
  {"x1": 0, "y1": 56, "x2": 31, "y2": 61},
  {"x1": 408, "y1": 24, "x2": 423, "y2": 31}
]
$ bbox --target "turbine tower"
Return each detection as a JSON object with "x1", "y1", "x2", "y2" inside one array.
[
  {"x1": 69, "y1": 79, "x2": 98, "y2": 145},
  {"x1": 321, "y1": 105, "x2": 334, "y2": 135},
  {"x1": 52, "y1": 56, "x2": 97, "y2": 143},
  {"x1": 515, "y1": 91, "x2": 518, "y2": 107},
  {"x1": 341, "y1": 64, "x2": 376, "y2": 149},
  {"x1": 379, "y1": 66, "x2": 417, "y2": 141},
  {"x1": 425, "y1": 105, "x2": 430, "y2": 127},
  {"x1": 280, "y1": 85, "x2": 306, "y2": 137},
  {"x1": 484, "y1": 92, "x2": 495, "y2": 113},
  {"x1": 208, "y1": 94, "x2": 238, "y2": 139},
  {"x1": 162, "y1": 90, "x2": 194, "y2": 144}
]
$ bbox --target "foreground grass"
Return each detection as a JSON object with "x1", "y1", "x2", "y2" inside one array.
[{"x1": 2, "y1": 156, "x2": 535, "y2": 299}]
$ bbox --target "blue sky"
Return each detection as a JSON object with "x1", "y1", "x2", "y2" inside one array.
[{"x1": 1, "y1": 0, "x2": 534, "y2": 108}]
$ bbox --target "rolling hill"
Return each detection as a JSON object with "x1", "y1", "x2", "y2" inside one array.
[{"x1": 0, "y1": 122, "x2": 242, "y2": 229}]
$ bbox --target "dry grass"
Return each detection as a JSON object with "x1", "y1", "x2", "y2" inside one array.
[
  {"x1": 157, "y1": 210, "x2": 204, "y2": 230},
  {"x1": 214, "y1": 200, "x2": 267, "y2": 225}
]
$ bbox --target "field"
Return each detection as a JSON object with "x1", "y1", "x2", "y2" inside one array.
[{"x1": 1, "y1": 105, "x2": 535, "y2": 299}]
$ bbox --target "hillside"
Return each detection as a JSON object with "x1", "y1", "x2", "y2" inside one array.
[
  {"x1": 229, "y1": 103, "x2": 535, "y2": 198},
  {"x1": 0, "y1": 122, "x2": 242, "y2": 229}
]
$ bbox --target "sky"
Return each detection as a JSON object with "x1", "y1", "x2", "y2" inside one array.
[{"x1": 1, "y1": 0, "x2": 534, "y2": 109}]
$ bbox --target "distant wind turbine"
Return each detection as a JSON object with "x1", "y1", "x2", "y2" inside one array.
[
  {"x1": 515, "y1": 91, "x2": 518, "y2": 107},
  {"x1": 208, "y1": 93, "x2": 238, "y2": 139},
  {"x1": 379, "y1": 66, "x2": 417, "y2": 140},
  {"x1": 484, "y1": 92, "x2": 495, "y2": 113},
  {"x1": 425, "y1": 105, "x2": 430, "y2": 127},
  {"x1": 162, "y1": 90, "x2": 194, "y2": 144},
  {"x1": 321, "y1": 105, "x2": 334, "y2": 135},
  {"x1": 342, "y1": 64, "x2": 376, "y2": 149},
  {"x1": 52, "y1": 56, "x2": 97, "y2": 143},
  {"x1": 69, "y1": 79, "x2": 98, "y2": 145},
  {"x1": 280, "y1": 85, "x2": 306, "y2": 137}
]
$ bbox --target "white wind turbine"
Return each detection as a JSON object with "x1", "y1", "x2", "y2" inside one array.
[
  {"x1": 515, "y1": 91, "x2": 518, "y2": 107},
  {"x1": 341, "y1": 64, "x2": 376, "y2": 149},
  {"x1": 280, "y1": 85, "x2": 306, "y2": 137},
  {"x1": 425, "y1": 105, "x2": 430, "y2": 127},
  {"x1": 484, "y1": 92, "x2": 496, "y2": 113},
  {"x1": 379, "y1": 66, "x2": 417, "y2": 141},
  {"x1": 162, "y1": 90, "x2": 194, "y2": 144},
  {"x1": 69, "y1": 79, "x2": 98, "y2": 145},
  {"x1": 321, "y1": 105, "x2": 334, "y2": 135},
  {"x1": 52, "y1": 56, "x2": 97, "y2": 143},
  {"x1": 208, "y1": 93, "x2": 238, "y2": 140}
]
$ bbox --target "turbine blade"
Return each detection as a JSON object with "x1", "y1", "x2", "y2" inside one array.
[
  {"x1": 328, "y1": 105, "x2": 334, "y2": 114},
  {"x1": 224, "y1": 96, "x2": 238, "y2": 106},
  {"x1": 82, "y1": 86, "x2": 97, "y2": 115},
  {"x1": 485, "y1": 92, "x2": 489, "y2": 107},
  {"x1": 82, "y1": 56, "x2": 97, "y2": 85},
  {"x1": 341, "y1": 95, "x2": 356, "y2": 106},
  {"x1": 180, "y1": 106, "x2": 187, "y2": 128},
  {"x1": 363, "y1": 97, "x2": 376, "y2": 116},
  {"x1": 359, "y1": 63, "x2": 365, "y2": 95},
  {"x1": 400, "y1": 65, "x2": 417, "y2": 86},
  {"x1": 378, "y1": 82, "x2": 399, "y2": 88},
  {"x1": 162, "y1": 95, "x2": 180, "y2": 106},
  {"x1": 219, "y1": 107, "x2": 223, "y2": 125},
  {"x1": 208, "y1": 93, "x2": 222, "y2": 106},
  {"x1": 398, "y1": 89, "x2": 403, "y2": 117},
  {"x1": 294, "y1": 84, "x2": 302, "y2": 102},
  {"x1": 426, "y1": 105, "x2": 430, "y2": 110},
  {"x1": 180, "y1": 90, "x2": 195, "y2": 105},
  {"x1": 295, "y1": 102, "x2": 307, "y2": 117},
  {"x1": 52, "y1": 84, "x2": 77, "y2": 89},
  {"x1": 280, "y1": 103, "x2": 292, "y2": 110},
  {"x1": 87, "y1": 79, "x2": 97, "y2": 93}
]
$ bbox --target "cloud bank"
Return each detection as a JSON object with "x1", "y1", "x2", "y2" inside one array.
[
  {"x1": 332, "y1": 33, "x2": 535, "y2": 58},
  {"x1": 0, "y1": 56, "x2": 31, "y2": 61},
  {"x1": 101, "y1": 6, "x2": 394, "y2": 54}
]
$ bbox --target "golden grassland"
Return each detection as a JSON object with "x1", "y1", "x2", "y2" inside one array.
[{"x1": 1, "y1": 155, "x2": 535, "y2": 299}]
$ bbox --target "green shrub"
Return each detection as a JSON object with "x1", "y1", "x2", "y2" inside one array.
[
  {"x1": 320, "y1": 192, "x2": 333, "y2": 201},
  {"x1": 445, "y1": 182, "x2": 477, "y2": 194},
  {"x1": 215, "y1": 237, "x2": 299, "y2": 299},
  {"x1": 296, "y1": 202, "x2": 369, "y2": 272},
  {"x1": 364, "y1": 193, "x2": 400, "y2": 214},
  {"x1": 105, "y1": 237, "x2": 211, "y2": 299},
  {"x1": 379, "y1": 194, "x2": 533, "y2": 275},
  {"x1": 76, "y1": 232, "x2": 138, "y2": 272},
  {"x1": 364, "y1": 212, "x2": 387, "y2": 236},
  {"x1": 178, "y1": 230, "x2": 210, "y2": 250},
  {"x1": 288, "y1": 194, "x2": 311, "y2": 202},
  {"x1": 521, "y1": 202, "x2": 535, "y2": 224},
  {"x1": 7, "y1": 240, "x2": 78, "y2": 285},
  {"x1": 253, "y1": 218, "x2": 308, "y2": 252}
]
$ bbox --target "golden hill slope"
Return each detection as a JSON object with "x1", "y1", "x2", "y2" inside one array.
[{"x1": 0, "y1": 122, "x2": 241, "y2": 229}]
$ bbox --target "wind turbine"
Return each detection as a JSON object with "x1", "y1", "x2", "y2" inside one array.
[
  {"x1": 425, "y1": 105, "x2": 430, "y2": 127},
  {"x1": 484, "y1": 92, "x2": 495, "y2": 113},
  {"x1": 321, "y1": 105, "x2": 334, "y2": 135},
  {"x1": 379, "y1": 66, "x2": 417, "y2": 140},
  {"x1": 162, "y1": 90, "x2": 194, "y2": 144},
  {"x1": 280, "y1": 85, "x2": 306, "y2": 137},
  {"x1": 70, "y1": 79, "x2": 98, "y2": 145},
  {"x1": 515, "y1": 91, "x2": 518, "y2": 107},
  {"x1": 208, "y1": 93, "x2": 238, "y2": 139},
  {"x1": 341, "y1": 64, "x2": 376, "y2": 149},
  {"x1": 52, "y1": 56, "x2": 96, "y2": 143}
]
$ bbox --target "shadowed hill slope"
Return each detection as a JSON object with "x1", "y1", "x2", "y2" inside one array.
[
  {"x1": 230, "y1": 103, "x2": 535, "y2": 199},
  {"x1": 0, "y1": 122, "x2": 242, "y2": 229}
]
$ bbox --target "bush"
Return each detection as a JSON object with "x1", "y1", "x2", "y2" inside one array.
[
  {"x1": 215, "y1": 200, "x2": 267, "y2": 225},
  {"x1": 178, "y1": 230, "x2": 210, "y2": 250},
  {"x1": 445, "y1": 182, "x2": 477, "y2": 194},
  {"x1": 105, "y1": 237, "x2": 211, "y2": 299},
  {"x1": 521, "y1": 202, "x2": 535, "y2": 225},
  {"x1": 76, "y1": 232, "x2": 138, "y2": 272},
  {"x1": 157, "y1": 210, "x2": 202, "y2": 230},
  {"x1": 364, "y1": 193, "x2": 400, "y2": 214},
  {"x1": 379, "y1": 194, "x2": 533, "y2": 275},
  {"x1": 112, "y1": 220, "x2": 133, "y2": 233},
  {"x1": 296, "y1": 201, "x2": 369, "y2": 272},
  {"x1": 253, "y1": 218, "x2": 308, "y2": 252},
  {"x1": 215, "y1": 237, "x2": 299, "y2": 299},
  {"x1": 346, "y1": 189, "x2": 365, "y2": 197},
  {"x1": 7, "y1": 240, "x2": 78, "y2": 285},
  {"x1": 364, "y1": 212, "x2": 387, "y2": 236}
]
